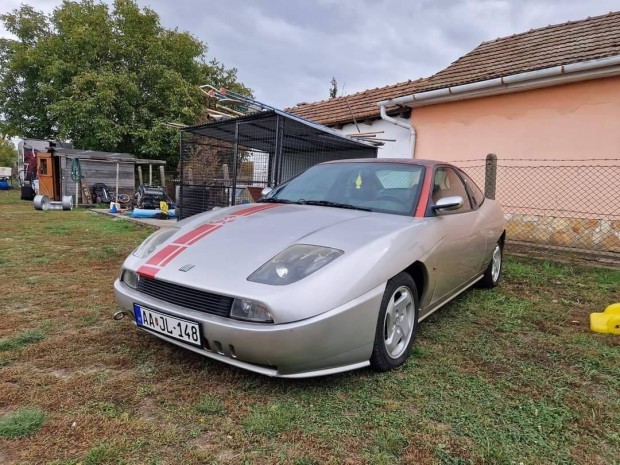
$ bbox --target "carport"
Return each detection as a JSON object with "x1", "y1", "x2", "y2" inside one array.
[{"x1": 178, "y1": 110, "x2": 377, "y2": 219}]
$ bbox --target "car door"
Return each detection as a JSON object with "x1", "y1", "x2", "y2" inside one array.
[{"x1": 428, "y1": 166, "x2": 488, "y2": 303}]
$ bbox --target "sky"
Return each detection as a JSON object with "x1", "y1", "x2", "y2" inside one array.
[{"x1": 2, "y1": 0, "x2": 620, "y2": 109}]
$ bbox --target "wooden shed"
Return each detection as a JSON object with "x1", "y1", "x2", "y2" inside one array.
[{"x1": 37, "y1": 147, "x2": 166, "y2": 204}]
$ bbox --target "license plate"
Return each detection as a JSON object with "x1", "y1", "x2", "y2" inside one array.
[{"x1": 134, "y1": 304, "x2": 202, "y2": 347}]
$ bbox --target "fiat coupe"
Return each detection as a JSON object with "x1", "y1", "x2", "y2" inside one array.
[{"x1": 114, "y1": 159, "x2": 505, "y2": 378}]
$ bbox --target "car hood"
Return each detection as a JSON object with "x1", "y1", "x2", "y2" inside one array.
[{"x1": 135, "y1": 203, "x2": 421, "y2": 291}]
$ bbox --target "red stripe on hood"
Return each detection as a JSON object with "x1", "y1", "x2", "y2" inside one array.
[
  {"x1": 137, "y1": 203, "x2": 281, "y2": 278},
  {"x1": 137, "y1": 265, "x2": 160, "y2": 279},
  {"x1": 229, "y1": 203, "x2": 280, "y2": 216},
  {"x1": 145, "y1": 244, "x2": 184, "y2": 266},
  {"x1": 175, "y1": 224, "x2": 222, "y2": 246}
]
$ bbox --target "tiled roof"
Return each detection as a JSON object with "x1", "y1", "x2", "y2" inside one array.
[
  {"x1": 420, "y1": 10, "x2": 620, "y2": 92},
  {"x1": 286, "y1": 78, "x2": 427, "y2": 126},
  {"x1": 288, "y1": 11, "x2": 620, "y2": 125}
]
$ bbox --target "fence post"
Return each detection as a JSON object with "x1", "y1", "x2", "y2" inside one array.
[{"x1": 484, "y1": 153, "x2": 497, "y2": 199}]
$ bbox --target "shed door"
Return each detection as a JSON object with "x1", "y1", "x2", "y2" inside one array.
[{"x1": 38, "y1": 153, "x2": 58, "y2": 200}]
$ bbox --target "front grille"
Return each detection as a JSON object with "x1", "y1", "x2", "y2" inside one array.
[{"x1": 137, "y1": 277, "x2": 233, "y2": 317}]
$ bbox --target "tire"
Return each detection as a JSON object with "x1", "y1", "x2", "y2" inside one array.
[
  {"x1": 478, "y1": 240, "x2": 503, "y2": 288},
  {"x1": 370, "y1": 273, "x2": 419, "y2": 372}
]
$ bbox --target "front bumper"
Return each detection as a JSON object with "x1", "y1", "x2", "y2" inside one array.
[{"x1": 114, "y1": 279, "x2": 385, "y2": 378}]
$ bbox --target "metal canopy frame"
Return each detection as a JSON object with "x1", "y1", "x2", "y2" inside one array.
[
  {"x1": 178, "y1": 110, "x2": 377, "y2": 220},
  {"x1": 183, "y1": 110, "x2": 376, "y2": 154}
]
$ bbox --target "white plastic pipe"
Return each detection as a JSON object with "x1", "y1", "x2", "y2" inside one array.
[{"x1": 379, "y1": 105, "x2": 417, "y2": 157}]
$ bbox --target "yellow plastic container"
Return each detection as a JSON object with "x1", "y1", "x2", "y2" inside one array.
[{"x1": 590, "y1": 303, "x2": 620, "y2": 335}]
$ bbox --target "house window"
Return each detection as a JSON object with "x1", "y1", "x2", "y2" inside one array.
[{"x1": 40, "y1": 159, "x2": 48, "y2": 176}]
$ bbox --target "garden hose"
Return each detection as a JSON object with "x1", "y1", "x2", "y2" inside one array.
[{"x1": 70, "y1": 157, "x2": 82, "y2": 182}]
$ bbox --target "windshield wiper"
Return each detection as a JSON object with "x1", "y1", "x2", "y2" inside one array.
[
  {"x1": 297, "y1": 200, "x2": 371, "y2": 211},
  {"x1": 257, "y1": 198, "x2": 295, "y2": 204}
]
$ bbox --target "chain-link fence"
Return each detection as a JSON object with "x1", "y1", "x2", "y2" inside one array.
[
  {"x1": 452, "y1": 156, "x2": 620, "y2": 255},
  {"x1": 177, "y1": 111, "x2": 377, "y2": 220}
]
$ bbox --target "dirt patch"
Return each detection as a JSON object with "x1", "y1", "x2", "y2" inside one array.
[
  {"x1": 0, "y1": 445, "x2": 21, "y2": 465},
  {"x1": 137, "y1": 397, "x2": 158, "y2": 421}
]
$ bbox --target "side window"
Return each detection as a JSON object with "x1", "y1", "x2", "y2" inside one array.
[
  {"x1": 40, "y1": 158, "x2": 48, "y2": 175},
  {"x1": 459, "y1": 170, "x2": 485, "y2": 208},
  {"x1": 431, "y1": 167, "x2": 472, "y2": 213}
]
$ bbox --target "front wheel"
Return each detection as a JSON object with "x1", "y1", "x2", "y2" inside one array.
[
  {"x1": 478, "y1": 241, "x2": 503, "y2": 288},
  {"x1": 370, "y1": 273, "x2": 419, "y2": 372}
]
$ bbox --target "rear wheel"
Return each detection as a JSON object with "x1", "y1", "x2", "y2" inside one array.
[
  {"x1": 370, "y1": 273, "x2": 419, "y2": 372},
  {"x1": 478, "y1": 241, "x2": 503, "y2": 288}
]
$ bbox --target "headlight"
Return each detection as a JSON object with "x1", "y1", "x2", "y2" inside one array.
[
  {"x1": 132, "y1": 227, "x2": 179, "y2": 258},
  {"x1": 121, "y1": 269, "x2": 139, "y2": 289},
  {"x1": 230, "y1": 299, "x2": 273, "y2": 322},
  {"x1": 248, "y1": 244, "x2": 343, "y2": 286}
]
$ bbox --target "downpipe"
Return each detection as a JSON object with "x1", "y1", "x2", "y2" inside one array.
[{"x1": 379, "y1": 105, "x2": 417, "y2": 157}]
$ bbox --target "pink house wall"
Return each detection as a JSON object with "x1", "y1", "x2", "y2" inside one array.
[
  {"x1": 412, "y1": 77, "x2": 620, "y2": 252},
  {"x1": 413, "y1": 76, "x2": 620, "y2": 161}
]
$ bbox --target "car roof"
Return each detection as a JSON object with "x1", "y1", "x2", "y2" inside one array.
[{"x1": 322, "y1": 158, "x2": 451, "y2": 168}]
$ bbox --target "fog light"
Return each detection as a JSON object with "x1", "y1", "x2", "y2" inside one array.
[
  {"x1": 231, "y1": 299, "x2": 273, "y2": 323},
  {"x1": 121, "y1": 269, "x2": 139, "y2": 289}
]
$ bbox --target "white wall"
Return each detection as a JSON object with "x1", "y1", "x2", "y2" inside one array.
[{"x1": 336, "y1": 117, "x2": 412, "y2": 158}]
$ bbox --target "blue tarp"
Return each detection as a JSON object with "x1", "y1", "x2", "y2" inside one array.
[{"x1": 130, "y1": 208, "x2": 176, "y2": 219}]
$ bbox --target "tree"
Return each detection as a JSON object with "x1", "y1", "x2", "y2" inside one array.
[
  {"x1": 0, "y1": 137, "x2": 17, "y2": 167},
  {"x1": 329, "y1": 77, "x2": 338, "y2": 99},
  {"x1": 0, "y1": 0, "x2": 252, "y2": 168}
]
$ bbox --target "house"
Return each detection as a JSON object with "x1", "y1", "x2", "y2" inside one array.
[
  {"x1": 290, "y1": 12, "x2": 620, "y2": 161},
  {"x1": 289, "y1": 12, "x2": 620, "y2": 253},
  {"x1": 378, "y1": 11, "x2": 620, "y2": 162}
]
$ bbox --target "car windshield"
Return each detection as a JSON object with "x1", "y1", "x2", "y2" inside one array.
[{"x1": 263, "y1": 162, "x2": 425, "y2": 216}]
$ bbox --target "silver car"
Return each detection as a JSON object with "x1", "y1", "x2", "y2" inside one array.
[{"x1": 114, "y1": 159, "x2": 505, "y2": 378}]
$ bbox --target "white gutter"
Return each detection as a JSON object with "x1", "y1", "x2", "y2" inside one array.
[
  {"x1": 378, "y1": 104, "x2": 417, "y2": 156},
  {"x1": 377, "y1": 54, "x2": 620, "y2": 108}
]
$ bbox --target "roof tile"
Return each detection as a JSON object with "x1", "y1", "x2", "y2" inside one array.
[
  {"x1": 287, "y1": 79, "x2": 427, "y2": 126},
  {"x1": 421, "y1": 11, "x2": 620, "y2": 92}
]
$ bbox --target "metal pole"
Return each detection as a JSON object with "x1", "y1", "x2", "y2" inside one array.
[
  {"x1": 275, "y1": 116, "x2": 285, "y2": 185},
  {"x1": 179, "y1": 131, "x2": 184, "y2": 220},
  {"x1": 269, "y1": 115, "x2": 282, "y2": 187},
  {"x1": 149, "y1": 164, "x2": 153, "y2": 185},
  {"x1": 484, "y1": 153, "x2": 497, "y2": 200},
  {"x1": 115, "y1": 161, "x2": 120, "y2": 201},
  {"x1": 231, "y1": 121, "x2": 239, "y2": 206}
]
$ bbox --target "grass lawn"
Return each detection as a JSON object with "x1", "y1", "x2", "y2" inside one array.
[{"x1": 0, "y1": 188, "x2": 618, "y2": 465}]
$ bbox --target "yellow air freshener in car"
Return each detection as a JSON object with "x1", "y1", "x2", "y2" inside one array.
[{"x1": 355, "y1": 174, "x2": 362, "y2": 189}]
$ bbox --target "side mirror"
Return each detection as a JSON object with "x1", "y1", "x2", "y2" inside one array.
[
  {"x1": 432, "y1": 195, "x2": 463, "y2": 211},
  {"x1": 260, "y1": 186, "x2": 273, "y2": 198}
]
